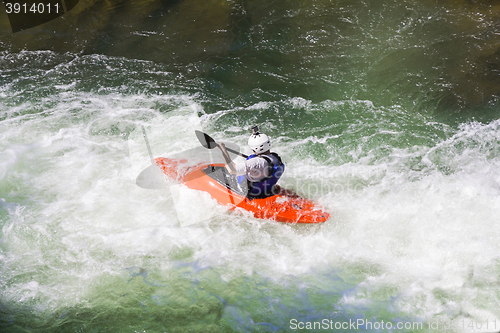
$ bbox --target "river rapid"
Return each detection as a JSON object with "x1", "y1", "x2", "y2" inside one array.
[{"x1": 1, "y1": 0, "x2": 500, "y2": 332}]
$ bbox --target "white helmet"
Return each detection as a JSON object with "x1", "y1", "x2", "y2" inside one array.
[{"x1": 248, "y1": 132, "x2": 271, "y2": 154}]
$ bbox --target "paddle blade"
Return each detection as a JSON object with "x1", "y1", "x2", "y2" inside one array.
[{"x1": 195, "y1": 130, "x2": 217, "y2": 149}]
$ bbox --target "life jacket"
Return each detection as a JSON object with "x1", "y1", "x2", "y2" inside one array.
[{"x1": 238, "y1": 152, "x2": 285, "y2": 198}]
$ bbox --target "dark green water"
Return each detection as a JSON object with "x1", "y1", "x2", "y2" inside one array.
[{"x1": 1, "y1": 0, "x2": 500, "y2": 332}]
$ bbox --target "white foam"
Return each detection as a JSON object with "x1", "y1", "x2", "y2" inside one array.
[{"x1": 2, "y1": 87, "x2": 500, "y2": 325}]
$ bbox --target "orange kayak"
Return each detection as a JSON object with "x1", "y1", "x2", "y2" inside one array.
[{"x1": 155, "y1": 157, "x2": 329, "y2": 223}]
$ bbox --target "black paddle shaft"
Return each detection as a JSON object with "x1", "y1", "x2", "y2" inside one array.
[{"x1": 195, "y1": 130, "x2": 248, "y2": 158}]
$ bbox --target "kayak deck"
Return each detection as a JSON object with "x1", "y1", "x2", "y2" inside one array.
[{"x1": 156, "y1": 157, "x2": 329, "y2": 223}]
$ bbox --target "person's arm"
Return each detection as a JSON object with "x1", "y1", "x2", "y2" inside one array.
[{"x1": 217, "y1": 143, "x2": 237, "y2": 174}]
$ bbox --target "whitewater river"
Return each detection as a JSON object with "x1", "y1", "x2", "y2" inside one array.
[{"x1": 2, "y1": 0, "x2": 500, "y2": 332}]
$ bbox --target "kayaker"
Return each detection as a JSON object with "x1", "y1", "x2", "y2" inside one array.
[{"x1": 218, "y1": 126, "x2": 285, "y2": 198}]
